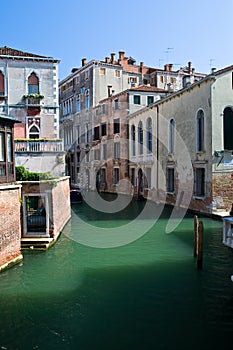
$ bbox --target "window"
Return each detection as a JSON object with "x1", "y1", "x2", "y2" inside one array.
[
  {"x1": 101, "y1": 122, "x2": 107, "y2": 136},
  {"x1": 160, "y1": 76, "x2": 164, "y2": 83},
  {"x1": 194, "y1": 168, "x2": 205, "y2": 197},
  {"x1": 134, "y1": 95, "x2": 141, "y2": 105},
  {"x1": 85, "y1": 124, "x2": 90, "y2": 143},
  {"x1": 114, "y1": 142, "x2": 120, "y2": 159},
  {"x1": 146, "y1": 118, "x2": 152, "y2": 153},
  {"x1": 196, "y1": 110, "x2": 205, "y2": 152},
  {"x1": 100, "y1": 68, "x2": 106, "y2": 75},
  {"x1": 93, "y1": 126, "x2": 100, "y2": 140},
  {"x1": 29, "y1": 125, "x2": 40, "y2": 139},
  {"x1": 101, "y1": 104, "x2": 106, "y2": 114},
  {"x1": 94, "y1": 149, "x2": 100, "y2": 160},
  {"x1": 131, "y1": 125, "x2": 136, "y2": 156},
  {"x1": 81, "y1": 86, "x2": 85, "y2": 94},
  {"x1": 147, "y1": 96, "x2": 154, "y2": 105},
  {"x1": 114, "y1": 118, "x2": 120, "y2": 134},
  {"x1": 131, "y1": 168, "x2": 136, "y2": 186},
  {"x1": 115, "y1": 70, "x2": 121, "y2": 77},
  {"x1": 145, "y1": 168, "x2": 151, "y2": 189},
  {"x1": 7, "y1": 133, "x2": 12, "y2": 163},
  {"x1": 128, "y1": 77, "x2": 137, "y2": 86},
  {"x1": 223, "y1": 107, "x2": 233, "y2": 150},
  {"x1": 102, "y1": 143, "x2": 107, "y2": 160},
  {"x1": 113, "y1": 168, "x2": 119, "y2": 184},
  {"x1": 167, "y1": 168, "x2": 175, "y2": 193},
  {"x1": 168, "y1": 118, "x2": 175, "y2": 154},
  {"x1": 114, "y1": 99, "x2": 119, "y2": 110},
  {"x1": 76, "y1": 97, "x2": 80, "y2": 113},
  {"x1": 101, "y1": 168, "x2": 106, "y2": 183},
  {"x1": 0, "y1": 124, "x2": 14, "y2": 181},
  {"x1": 85, "y1": 90, "x2": 90, "y2": 109},
  {"x1": 170, "y1": 77, "x2": 176, "y2": 84},
  {"x1": 138, "y1": 121, "x2": 143, "y2": 155},
  {"x1": 0, "y1": 132, "x2": 5, "y2": 162},
  {"x1": 28, "y1": 73, "x2": 39, "y2": 94},
  {"x1": 0, "y1": 71, "x2": 5, "y2": 96}
]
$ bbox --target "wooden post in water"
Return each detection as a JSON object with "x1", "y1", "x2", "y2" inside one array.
[
  {"x1": 197, "y1": 221, "x2": 204, "y2": 270},
  {"x1": 194, "y1": 215, "x2": 199, "y2": 257}
]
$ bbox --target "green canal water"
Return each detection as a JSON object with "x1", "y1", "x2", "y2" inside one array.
[{"x1": 1, "y1": 194, "x2": 233, "y2": 350}]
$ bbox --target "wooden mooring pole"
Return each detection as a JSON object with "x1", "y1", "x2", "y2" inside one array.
[
  {"x1": 194, "y1": 216, "x2": 204, "y2": 270},
  {"x1": 194, "y1": 215, "x2": 198, "y2": 257}
]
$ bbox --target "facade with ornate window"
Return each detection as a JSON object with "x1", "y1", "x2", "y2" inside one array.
[
  {"x1": 128, "y1": 65, "x2": 233, "y2": 215},
  {"x1": 0, "y1": 46, "x2": 64, "y2": 177}
]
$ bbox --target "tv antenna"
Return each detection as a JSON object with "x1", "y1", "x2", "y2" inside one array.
[{"x1": 165, "y1": 47, "x2": 174, "y2": 62}]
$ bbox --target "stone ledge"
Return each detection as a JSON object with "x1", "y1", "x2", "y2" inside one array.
[{"x1": 0, "y1": 254, "x2": 23, "y2": 273}]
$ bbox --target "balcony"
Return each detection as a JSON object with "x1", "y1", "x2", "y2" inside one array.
[
  {"x1": 23, "y1": 94, "x2": 44, "y2": 107},
  {"x1": 14, "y1": 139, "x2": 64, "y2": 153}
]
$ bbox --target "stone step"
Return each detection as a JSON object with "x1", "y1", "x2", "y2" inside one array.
[{"x1": 21, "y1": 237, "x2": 54, "y2": 250}]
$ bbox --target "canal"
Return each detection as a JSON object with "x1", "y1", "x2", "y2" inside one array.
[{"x1": 0, "y1": 194, "x2": 233, "y2": 350}]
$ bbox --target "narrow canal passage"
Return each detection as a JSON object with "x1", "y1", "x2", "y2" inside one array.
[{"x1": 1, "y1": 194, "x2": 233, "y2": 350}]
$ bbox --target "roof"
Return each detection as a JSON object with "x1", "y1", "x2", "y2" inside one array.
[
  {"x1": 0, "y1": 115, "x2": 21, "y2": 123},
  {"x1": 99, "y1": 85, "x2": 169, "y2": 104},
  {"x1": 130, "y1": 85, "x2": 169, "y2": 93},
  {"x1": 128, "y1": 64, "x2": 233, "y2": 120},
  {"x1": 0, "y1": 46, "x2": 60, "y2": 63}
]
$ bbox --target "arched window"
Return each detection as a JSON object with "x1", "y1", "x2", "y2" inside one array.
[
  {"x1": 168, "y1": 118, "x2": 175, "y2": 154},
  {"x1": 138, "y1": 121, "x2": 143, "y2": 155},
  {"x1": 29, "y1": 125, "x2": 40, "y2": 139},
  {"x1": 0, "y1": 71, "x2": 5, "y2": 96},
  {"x1": 28, "y1": 73, "x2": 39, "y2": 94},
  {"x1": 223, "y1": 107, "x2": 233, "y2": 150},
  {"x1": 196, "y1": 110, "x2": 205, "y2": 152},
  {"x1": 146, "y1": 117, "x2": 152, "y2": 154},
  {"x1": 131, "y1": 124, "x2": 136, "y2": 156}
]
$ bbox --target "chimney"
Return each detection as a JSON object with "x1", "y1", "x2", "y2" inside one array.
[
  {"x1": 107, "y1": 85, "x2": 112, "y2": 97},
  {"x1": 110, "y1": 53, "x2": 115, "y2": 64},
  {"x1": 164, "y1": 64, "x2": 169, "y2": 71},
  {"x1": 188, "y1": 61, "x2": 192, "y2": 74},
  {"x1": 211, "y1": 67, "x2": 216, "y2": 74},
  {"x1": 119, "y1": 51, "x2": 125, "y2": 61},
  {"x1": 105, "y1": 57, "x2": 110, "y2": 64},
  {"x1": 140, "y1": 61, "x2": 144, "y2": 72},
  {"x1": 82, "y1": 58, "x2": 86, "y2": 67},
  {"x1": 168, "y1": 64, "x2": 173, "y2": 72}
]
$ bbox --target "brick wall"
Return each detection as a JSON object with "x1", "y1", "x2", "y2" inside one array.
[
  {"x1": 213, "y1": 172, "x2": 233, "y2": 211},
  {"x1": 0, "y1": 184, "x2": 22, "y2": 271}
]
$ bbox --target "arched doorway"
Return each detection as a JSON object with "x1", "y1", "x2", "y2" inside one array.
[
  {"x1": 137, "y1": 168, "x2": 144, "y2": 200},
  {"x1": 223, "y1": 107, "x2": 233, "y2": 150}
]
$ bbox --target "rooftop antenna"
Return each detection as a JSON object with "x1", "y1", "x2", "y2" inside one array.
[
  {"x1": 209, "y1": 58, "x2": 215, "y2": 72},
  {"x1": 158, "y1": 59, "x2": 164, "y2": 67},
  {"x1": 165, "y1": 47, "x2": 174, "y2": 62}
]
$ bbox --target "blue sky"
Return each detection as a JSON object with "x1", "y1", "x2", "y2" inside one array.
[{"x1": 1, "y1": 0, "x2": 232, "y2": 80}]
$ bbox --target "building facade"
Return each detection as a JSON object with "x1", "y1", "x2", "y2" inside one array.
[
  {"x1": 128, "y1": 65, "x2": 233, "y2": 215},
  {"x1": 59, "y1": 51, "x2": 205, "y2": 189},
  {"x1": 0, "y1": 46, "x2": 65, "y2": 177}
]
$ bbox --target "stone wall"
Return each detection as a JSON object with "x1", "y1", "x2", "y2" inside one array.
[
  {"x1": 21, "y1": 177, "x2": 71, "y2": 239},
  {"x1": 0, "y1": 184, "x2": 23, "y2": 271},
  {"x1": 50, "y1": 177, "x2": 71, "y2": 238}
]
